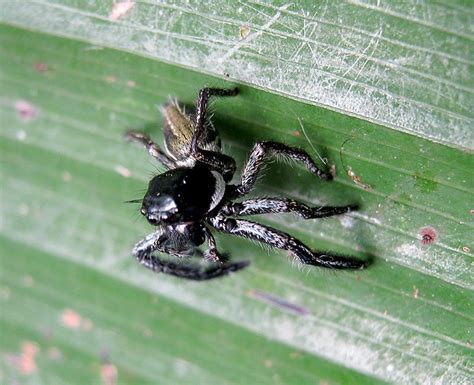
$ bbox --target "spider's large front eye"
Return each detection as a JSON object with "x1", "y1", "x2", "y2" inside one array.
[
  {"x1": 147, "y1": 217, "x2": 159, "y2": 225},
  {"x1": 140, "y1": 208, "x2": 146, "y2": 216}
]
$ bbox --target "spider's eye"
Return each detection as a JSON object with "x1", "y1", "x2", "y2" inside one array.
[
  {"x1": 148, "y1": 217, "x2": 159, "y2": 225},
  {"x1": 140, "y1": 208, "x2": 146, "y2": 216}
]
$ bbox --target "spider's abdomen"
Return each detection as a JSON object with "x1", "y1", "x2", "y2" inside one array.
[
  {"x1": 161, "y1": 101, "x2": 220, "y2": 166},
  {"x1": 142, "y1": 164, "x2": 226, "y2": 224}
]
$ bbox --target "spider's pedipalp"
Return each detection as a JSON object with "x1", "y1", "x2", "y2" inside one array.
[{"x1": 125, "y1": 131, "x2": 176, "y2": 169}]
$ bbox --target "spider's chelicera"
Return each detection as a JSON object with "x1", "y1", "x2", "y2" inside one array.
[{"x1": 126, "y1": 87, "x2": 367, "y2": 280}]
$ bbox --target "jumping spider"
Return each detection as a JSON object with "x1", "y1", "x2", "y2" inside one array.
[{"x1": 126, "y1": 87, "x2": 367, "y2": 280}]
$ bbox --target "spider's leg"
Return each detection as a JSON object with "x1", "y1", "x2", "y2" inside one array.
[
  {"x1": 210, "y1": 216, "x2": 367, "y2": 269},
  {"x1": 191, "y1": 87, "x2": 239, "y2": 153},
  {"x1": 202, "y1": 226, "x2": 227, "y2": 263},
  {"x1": 125, "y1": 131, "x2": 176, "y2": 169},
  {"x1": 193, "y1": 149, "x2": 236, "y2": 182},
  {"x1": 222, "y1": 198, "x2": 358, "y2": 219},
  {"x1": 140, "y1": 256, "x2": 249, "y2": 280},
  {"x1": 233, "y1": 141, "x2": 332, "y2": 197},
  {"x1": 132, "y1": 228, "x2": 248, "y2": 280}
]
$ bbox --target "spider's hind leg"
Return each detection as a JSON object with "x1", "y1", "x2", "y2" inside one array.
[
  {"x1": 210, "y1": 216, "x2": 367, "y2": 270},
  {"x1": 222, "y1": 198, "x2": 358, "y2": 219}
]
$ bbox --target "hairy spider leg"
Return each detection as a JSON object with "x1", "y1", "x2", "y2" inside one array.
[
  {"x1": 222, "y1": 198, "x2": 358, "y2": 219},
  {"x1": 233, "y1": 141, "x2": 332, "y2": 197},
  {"x1": 202, "y1": 226, "x2": 230, "y2": 263},
  {"x1": 132, "y1": 228, "x2": 248, "y2": 280},
  {"x1": 125, "y1": 131, "x2": 176, "y2": 169},
  {"x1": 191, "y1": 87, "x2": 239, "y2": 153},
  {"x1": 210, "y1": 216, "x2": 367, "y2": 269},
  {"x1": 185, "y1": 87, "x2": 239, "y2": 181},
  {"x1": 141, "y1": 255, "x2": 248, "y2": 280}
]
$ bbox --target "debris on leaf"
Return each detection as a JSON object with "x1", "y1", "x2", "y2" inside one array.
[
  {"x1": 239, "y1": 25, "x2": 250, "y2": 39},
  {"x1": 420, "y1": 226, "x2": 437, "y2": 245},
  {"x1": 15, "y1": 100, "x2": 38, "y2": 122},
  {"x1": 413, "y1": 286, "x2": 420, "y2": 299},
  {"x1": 114, "y1": 165, "x2": 132, "y2": 177},
  {"x1": 109, "y1": 1, "x2": 135, "y2": 21},
  {"x1": 340, "y1": 136, "x2": 373, "y2": 190}
]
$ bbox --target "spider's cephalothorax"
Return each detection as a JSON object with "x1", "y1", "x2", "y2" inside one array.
[{"x1": 126, "y1": 87, "x2": 367, "y2": 280}]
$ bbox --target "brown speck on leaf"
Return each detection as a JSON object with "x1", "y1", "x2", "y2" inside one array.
[
  {"x1": 143, "y1": 328, "x2": 153, "y2": 337},
  {"x1": 105, "y1": 75, "x2": 117, "y2": 84},
  {"x1": 264, "y1": 359, "x2": 273, "y2": 368},
  {"x1": 339, "y1": 137, "x2": 372, "y2": 190},
  {"x1": 470, "y1": 209, "x2": 474, "y2": 215},
  {"x1": 6, "y1": 341, "x2": 39, "y2": 375},
  {"x1": 329, "y1": 164, "x2": 337, "y2": 178},
  {"x1": 289, "y1": 351, "x2": 302, "y2": 358},
  {"x1": 82, "y1": 318, "x2": 94, "y2": 331},
  {"x1": 0, "y1": 286, "x2": 11, "y2": 300},
  {"x1": 462, "y1": 246, "x2": 470, "y2": 253},
  {"x1": 239, "y1": 25, "x2": 250, "y2": 39},
  {"x1": 292, "y1": 130, "x2": 301, "y2": 137},
  {"x1": 33, "y1": 62, "x2": 48, "y2": 73},
  {"x1": 413, "y1": 286, "x2": 419, "y2": 299},
  {"x1": 62, "y1": 171, "x2": 72, "y2": 182},
  {"x1": 22, "y1": 275, "x2": 34, "y2": 287},
  {"x1": 383, "y1": 310, "x2": 388, "y2": 316},
  {"x1": 15, "y1": 100, "x2": 39, "y2": 122},
  {"x1": 21, "y1": 341, "x2": 39, "y2": 358},
  {"x1": 114, "y1": 165, "x2": 131, "y2": 178},
  {"x1": 109, "y1": 1, "x2": 135, "y2": 20},
  {"x1": 420, "y1": 226, "x2": 437, "y2": 245},
  {"x1": 347, "y1": 167, "x2": 372, "y2": 190},
  {"x1": 101, "y1": 363, "x2": 118, "y2": 385},
  {"x1": 60, "y1": 308, "x2": 82, "y2": 329},
  {"x1": 127, "y1": 80, "x2": 136, "y2": 88}
]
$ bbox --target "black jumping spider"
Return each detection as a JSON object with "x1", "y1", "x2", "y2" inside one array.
[{"x1": 126, "y1": 87, "x2": 367, "y2": 280}]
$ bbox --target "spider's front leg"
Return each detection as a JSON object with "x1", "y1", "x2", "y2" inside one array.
[
  {"x1": 188, "y1": 87, "x2": 239, "y2": 181},
  {"x1": 232, "y1": 141, "x2": 332, "y2": 198},
  {"x1": 222, "y1": 198, "x2": 358, "y2": 219},
  {"x1": 209, "y1": 216, "x2": 367, "y2": 270},
  {"x1": 125, "y1": 131, "x2": 176, "y2": 169},
  {"x1": 133, "y1": 228, "x2": 248, "y2": 280},
  {"x1": 191, "y1": 87, "x2": 239, "y2": 153}
]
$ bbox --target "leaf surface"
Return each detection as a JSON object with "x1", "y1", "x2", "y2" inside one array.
[{"x1": 0, "y1": 2, "x2": 473, "y2": 384}]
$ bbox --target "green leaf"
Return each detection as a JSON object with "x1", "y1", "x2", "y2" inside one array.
[{"x1": 1, "y1": 2, "x2": 473, "y2": 384}]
